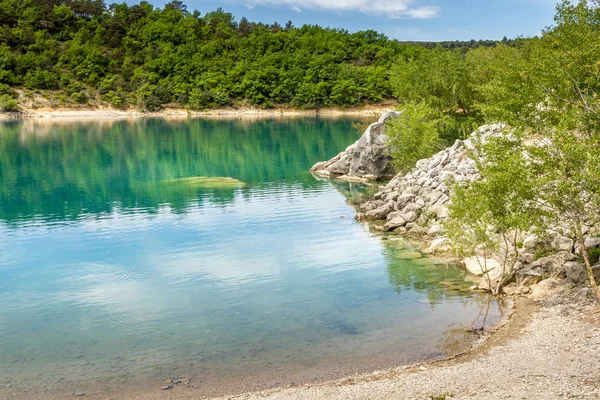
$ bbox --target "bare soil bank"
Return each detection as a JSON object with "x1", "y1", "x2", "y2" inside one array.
[{"x1": 0, "y1": 106, "x2": 392, "y2": 121}]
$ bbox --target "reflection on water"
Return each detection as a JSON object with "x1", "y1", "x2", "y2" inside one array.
[{"x1": 0, "y1": 118, "x2": 501, "y2": 397}]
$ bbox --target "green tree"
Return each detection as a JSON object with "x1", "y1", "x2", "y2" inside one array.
[
  {"x1": 386, "y1": 102, "x2": 444, "y2": 173},
  {"x1": 444, "y1": 135, "x2": 539, "y2": 294},
  {"x1": 452, "y1": 0, "x2": 600, "y2": 300}
]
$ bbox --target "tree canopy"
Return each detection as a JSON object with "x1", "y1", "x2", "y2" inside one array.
[
  {"x1": 0, "y1": 0, "x2": 519, "y2": 112},
  {"x1": 0, "y1": 0, "x2": 431, "y2": 110},
  {"x1": 443, "y1": 0, "x2": 600, "y2": 300}
]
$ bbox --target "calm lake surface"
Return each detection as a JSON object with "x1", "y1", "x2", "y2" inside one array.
[{"x1": 0, "y1": 117, "x2": 501, "y2": 397}]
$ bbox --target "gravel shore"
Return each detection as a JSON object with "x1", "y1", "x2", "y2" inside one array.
[
  {"x1": 9, "y1": 297, "x2": 598, "y2": 400},
  {"x1": 212, "y1": 299, "x2": 600, "y2": 400}
]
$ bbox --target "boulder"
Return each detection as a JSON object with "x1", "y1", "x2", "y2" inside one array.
[
  {"x1": 402, "y1": 202, "x2": 422, "y2": 215},
  {"x1": 404, "y1": 211, "x2": 419, "y2": 223},
  {"x1": 431, "y1": 204, "x2": 449, "y2": 219},
  {"x1": 530, "y1": 251, "x2": 577, "y2": 278},
  {"x1": 427, "y1": 237, "x2": 451, "y2": 253},
  {"x1": 310, "y1": 111, "x2": 399, "y2": 181},
  {"x1": 427, "y1": 224, "x2": 441, "y2": 236},
  {"x1": 365, "y1": 203, "x2": 393, "y2": 220},
  {"x1": 529, "y1": 278, "x2": 573, "y2": 301},
  {"x1": 502, "y1": 283, "x2": 530, "y2": 295},
  {"x1": 515, "y1": 269, "x2": 543, "y2": 286},
  {"x1": 463, "y1": 256, "x2": 503, "y2": 280},
  {"x1": 564, "y1": 261, "x2": 587, "y2": 285},
  {"x1": 584, "y1": 236, "x2": 600, "y2": 249},
  {"x1": 523, "y1": 235, "x2": 539, "y2": 250},
  {"x1": 550, "y1": 236, "x2": 574, "y2": 252},
  {"x1": 383, "y1": 216, "x2": 406, "y2": 231}
]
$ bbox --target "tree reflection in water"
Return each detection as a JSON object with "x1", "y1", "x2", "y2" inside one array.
[{"x1": 437, "y1": 297, "x2": 505, "y2": 357}]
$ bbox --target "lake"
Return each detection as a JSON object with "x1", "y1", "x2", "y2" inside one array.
[{"x1": 0, "y1": 117, "x2": 501, "y2": 398}]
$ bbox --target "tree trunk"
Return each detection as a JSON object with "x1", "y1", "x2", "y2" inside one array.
[{"x1": 578, "y1": 235, "x2": 600, "y2": 303}]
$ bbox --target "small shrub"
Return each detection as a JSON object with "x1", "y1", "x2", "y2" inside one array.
[
  {"x1": 386, "y1": 102, "x2": 444, "y2": 173},
  {"x1": 24, "y1": 69, "x2": 59, "y2": 90},
  {"x1": 211, "y1": 89, "x2": 229, "y2": 106},
  {"x1": 0, "y1": 83, "x2": 16, "y2": 96},
  {"x1": 188, "y1": 88, "x2": 211, "y2": 109},
  {"x1": 588, "y1": 247, "x2": 600, "y2": 264},
  {"x1": 102, "y1": 90, "x2": 126, "y2": 109},
  {"x1": 143, "y1": 95, "x2": 162, "y2": 111},
  {"x1": 69, "y1": 91, "x2": 87, "y2": 104},
  {"x1": 0, "y1": 94, "x2": 19, "y2": 111}
]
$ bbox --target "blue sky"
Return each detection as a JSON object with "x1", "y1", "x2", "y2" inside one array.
[{"x1": 135, "y1": 0, "x2": 560, "y2": 41}]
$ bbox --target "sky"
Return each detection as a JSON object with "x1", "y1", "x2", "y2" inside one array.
[{"x1": 132, "y1": 0, "x2": 560, "y2": 41}]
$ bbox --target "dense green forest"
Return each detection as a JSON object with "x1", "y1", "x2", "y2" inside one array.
[
  {"x1": 0, "y1": 0, "x2": 420, "y2": 110},
  {"x1": 401, "y1": 38, "x2": 519, "y2": 52},
  {"x1": 0, "y1": 0, "x2": 518, "y2": 112}
]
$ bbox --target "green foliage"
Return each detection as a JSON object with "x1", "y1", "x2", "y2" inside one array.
[
  {"x1": 0, "y1": 94, "x2": 19, "y2": 111},
  {"x1": 0, "y1": 83, "x2": 19, "y2": 110},
  {"x1": 404, "y1": 38, "x2": 521, "y2": 52},
  {"x1": 390, "y1": 49, "x2": 475, "y2": 113},
  {"x1": 473, "y1": 0, "x2": 600, "y2": 235},
  {"x1": 386, "y1": 102, "x2": 444, "y2": 173},
  {"x1": 386, "y1": 43, "x2": 502, "y2": 163},
  {"x1": 443, "y1": 134, "x2": 543, "y2": 294},
  {"x1": 443, "y1": 0, "x2": 600, "y2": 299},
  {"x1": 23, "y1": 69, "x2": 59, "y2": 90},
  {"x1": 0, "y1": 0, "x2": 439, "y2": 110},
  {"x1": 589, "y1": 247, "x2": 600, "y2": 264}
]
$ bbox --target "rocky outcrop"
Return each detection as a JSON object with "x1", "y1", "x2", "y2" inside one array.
[
  {"x1": 310, "y1": 111, "x2": 399, "y2": 182},
  {"x1": 355, "y1": 122, "x2": 600, "y2": 300},
  {"x1": 358, "y1": 124, "x2": 503, "y2": 233}
]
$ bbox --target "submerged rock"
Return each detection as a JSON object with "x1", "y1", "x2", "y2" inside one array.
[
  {"x1": 398, "y1": 251, "x2": 423, "y2": 260},
  {"x1": 161, "y1": 176, "x2": 246, "y2": 189},
  {"x1": 310, "y1": 110, "x2": 399, "y2": 181}
]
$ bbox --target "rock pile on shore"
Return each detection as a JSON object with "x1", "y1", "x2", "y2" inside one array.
[
  {"x1": 349, "y1": 122, "x2": 600, "y2": 299},
  {"x1": 358, "y1": 124, "x2": 502, "y2": 237},
  {"x1": 310, "y1": 111, "x2": 399, "y2": 182}
]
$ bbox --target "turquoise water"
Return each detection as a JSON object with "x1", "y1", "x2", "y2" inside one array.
[{"x1": 0, "y1": 118, "x2": 500, "y2": 397}]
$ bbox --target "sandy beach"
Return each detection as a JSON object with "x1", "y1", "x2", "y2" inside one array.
[{"x1": 0, "y1": 106, "x2": 392, "y2": 121}]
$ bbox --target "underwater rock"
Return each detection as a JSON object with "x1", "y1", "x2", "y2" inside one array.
[
  {"x1": 161, "y1": 176, "x2": 246, "y2": 189},
  {"x1": 398, "y1": 251, "x2": 423, "y2": 260}
]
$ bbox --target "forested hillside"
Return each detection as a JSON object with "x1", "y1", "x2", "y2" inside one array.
[
  {"x1": 0, "y1": 0, "x2": 427, "y2": 110},
  {"x1": 0, "y1": 0, "x2": 518, "y2": 112}
]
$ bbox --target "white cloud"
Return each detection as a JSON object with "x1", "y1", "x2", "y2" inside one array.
[{"x1": 239, "y1": 0, "x2": 440, "y2": 19}]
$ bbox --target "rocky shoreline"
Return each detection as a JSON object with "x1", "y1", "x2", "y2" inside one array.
[
  {"x1": 310, "y1": 111, "x2": 399, "y2": 182},
  {"x1": 313, "y1": 111, "x2": 600, "y2": 303}
]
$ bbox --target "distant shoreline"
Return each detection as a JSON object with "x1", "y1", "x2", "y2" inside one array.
[{"x1": 0, "y1": 106, "x2": 392, "y2": 121}]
